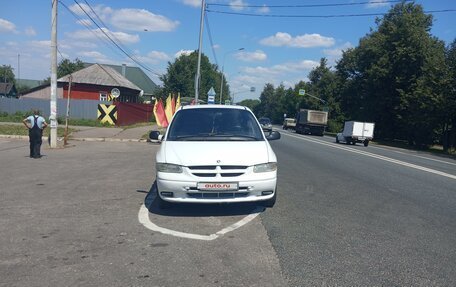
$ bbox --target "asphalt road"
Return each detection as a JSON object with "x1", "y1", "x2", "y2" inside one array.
[
  {"x1": 1, "y1": 132, "x2": 455, "y2": 287},
  {"x1": 265, "y1": 130, "x2": 456, "y2": 286},
  {"x1": 0, "y1": 139, "x2": 285, "y2": 287}
]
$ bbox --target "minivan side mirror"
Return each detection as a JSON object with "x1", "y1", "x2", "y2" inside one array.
[
  {"x1": 266, "y1": 131, "x2": 281, "y2": 141},
  {"x1": 149, "y1": 130, "x2": 162, "y2": 141}
]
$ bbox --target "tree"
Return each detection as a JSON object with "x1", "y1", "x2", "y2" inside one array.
[
  {"x1": 57, "y1": 58, "x2": 84, "y2": 78},
  {"x1": 238, "y1": 99, "x2": 260, "y2": 111},
  {"x1": 0, "y1": 65, "x2": 16, "y2": 84},
  {"x1": 41, "y1": 58, "x2": 85, "y2": 84},
  {"x1": 307, "y1": 58, "x2": 343, "y2": 132},
  {"x1": 254, "y1": 83, "x2": 275, "y2": 118},
  {"x1": 336, "y1": 1, "x2": 447, "y2": 147},
  {"x1": 444, "y1": 39, "x2": 456, "y2": 151},
  {"x1": 159, "y1": 51, "x2": 229, "y2": 103}
]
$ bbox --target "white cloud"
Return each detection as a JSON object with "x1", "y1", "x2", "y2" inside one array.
[
  {"x1": 366, "y1": 0, "x2": 389, "y2": 8},
  {"x1": 257, "y1": 5, "x2": 270, "y2": 14},
  {"x1": 25, "y1": 27, "x2": 36, "y2": 36},
  {"x1": 0, "y1": 18, "x2": 17, "y2": 33},
  {"x1": 134, "y1": 54, "x2": 167, "y2": 65},
  {"x1": 78, "y1": 51, "x2": 107, "y2": 59},
  {"x1": 182, "y1": 0, "x2": 201, "y2": 7},
  {"x1": 243, "y1": 59, "x2": 319, "y2": 76},
  {"x1": 29, "y1": 40, "x2": 51, "y2": 50},
  {"x1": 175, "y1": 49, "x2": 194, "y2": 58},
  {"x1": 70, "y1": 3, "x2": 112, "y2": 19},
  {"x1": 323, "y1": 42, "x2": 353, "y2": 58},
  {"x1": 76, "y1": 19, "x2": 93, "y2": 27},
  {"x1": 110, "y1": 9, "x2": 179, "y2": 32},
  {"x1": 69, "y1": 4, "x2": 178, "y2": 32},
  {"x1": 235, "y1": 50, "x2": 267, "y2": 62},
  {"x1": 230, "y1": 0, "x2": 247, "y2": 11},
  {"x1": 61, "y1": 39, "x2": 97, "y2": 49},
  {"x1": 260, "y1": 32, "x2": 335, "y2": 48},
  {"x1": 147, "y1": 51, "x2": 171, "y2": 61},
  {"x1": 212, "y1": 44, "x2": 221, "y2": 49},
  {"x1": 67, "y1": 28, "x2": 140, "y2": 44}
]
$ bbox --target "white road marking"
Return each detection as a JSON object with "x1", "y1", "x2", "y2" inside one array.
[
  {"x1": 138, "y1": 204, "x2": 263, "y2": 241},
  {"x1": 368, "y1": 145, "x2": 456, "y2": 166},
  {"x1": 282, "y1": 132, "x2": 456, "y2": 180}
]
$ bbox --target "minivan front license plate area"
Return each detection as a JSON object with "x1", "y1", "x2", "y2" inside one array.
[{"x1": 197, "y1": 182, "x2": 239, "y2": 191}]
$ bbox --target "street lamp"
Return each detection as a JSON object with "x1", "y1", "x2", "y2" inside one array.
[
  {"x1": 220, "y1": 48, "x2": 244, "y2": 104},
  {"x1": 230, "y1": 86, "x2": 255, "y2": 104}
]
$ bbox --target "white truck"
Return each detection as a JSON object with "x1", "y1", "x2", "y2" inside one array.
[{"x1": 336, "y1": 121, "x2": 375, "y2": 146}]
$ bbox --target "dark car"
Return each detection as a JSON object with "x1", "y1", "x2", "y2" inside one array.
[{"x1": 258, "y1": 117, "x2": 272, "y2": 132}]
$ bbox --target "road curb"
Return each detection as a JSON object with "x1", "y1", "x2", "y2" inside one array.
[{"x1": 0, "y1": 134, "x2": 148, "y2": 143}]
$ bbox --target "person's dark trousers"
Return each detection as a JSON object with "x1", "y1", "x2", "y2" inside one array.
[{"x1": 29, "y1": 128, "x2": 42, "y2": 158}]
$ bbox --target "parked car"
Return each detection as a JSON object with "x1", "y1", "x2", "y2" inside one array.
[
  {"x1": 149, "y1": 105, "x2": 281, "y2": 209},
  {"x1": 258, "y1": 117, "x2": 273, "y2": 132}
]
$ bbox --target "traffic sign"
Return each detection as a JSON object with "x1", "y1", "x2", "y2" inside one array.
[
  {"x1": 298, "y1": 89, "x2": 305, "y2": 96},
  {"x1": 207, "y1": 87, "x2": 216, "y2": 104},
  {"x1": 111, "y1": 88, "x2": 121, "y2": 98}
]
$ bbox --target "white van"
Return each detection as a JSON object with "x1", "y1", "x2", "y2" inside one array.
[{"x1": 149, "y1": 105, "x2": 281, "y2": 209}]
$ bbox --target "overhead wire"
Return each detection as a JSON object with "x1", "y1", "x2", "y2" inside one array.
[
  {"x1": 207, "y1": 0, "x2": 409, "y2": 9},
  {"x1": 205, "y1": 9, "x2": 456, "y2": 18},
  {"x1": 59, "y1": 0, "x2": 128, "y2": 61},
  {"x1": 82, "y1": 0, "x2": 145, "y2": 68},
  {"x1": 69, "y1": 0, "x2": 162, "y2": 76}
]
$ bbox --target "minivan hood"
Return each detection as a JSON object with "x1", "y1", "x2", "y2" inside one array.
[{"x1": 157, "y1": 141, "x2": 273, "y2": 166}]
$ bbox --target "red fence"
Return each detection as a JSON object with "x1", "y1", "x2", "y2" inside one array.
[{"x1": 113, "y1": 102, "x2": 153, "y2": 126}]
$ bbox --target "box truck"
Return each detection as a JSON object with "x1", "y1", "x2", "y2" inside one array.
[
  {"x1": 336, "y1": 121, "x2": 375, "y2": 146},
  {"x1": 295, "y1": 109, "x2": 328, "y2": 136}
]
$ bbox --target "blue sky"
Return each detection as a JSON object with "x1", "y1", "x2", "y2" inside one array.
[{"x1": 1, "y1": 0, "x2": 455, "y2": 102}]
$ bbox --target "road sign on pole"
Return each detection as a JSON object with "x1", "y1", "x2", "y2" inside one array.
[
  {"x1": 298, "y1": 89, "x2": 305, "y2": 96},
  {"x1": 207, "y1": 87, "x2": 216, "y2": 104}
]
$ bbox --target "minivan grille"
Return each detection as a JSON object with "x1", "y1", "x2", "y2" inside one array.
[{"x1": 187, "y1": 165, "x2": 248, "y2": 178}]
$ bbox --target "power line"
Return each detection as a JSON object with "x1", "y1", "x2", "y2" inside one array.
[
  {"x1": 68, "y1": 0, "x2": 162, "y2": 76},
  {"x1": 207, "y1": 0, "x2": 408, "y2": 9},
  {"x1": 59, "y1": 0, "x2": 127, "y2": 61},
  {"x1": 82, "y1": 0, "x2": 145, "y2": 67},
  {"x1": 206, "y1": 9, "x2": 456, "y2": 18},
  {"x1": 73, "y1": 0, "x2": 161, "y2": 76}
]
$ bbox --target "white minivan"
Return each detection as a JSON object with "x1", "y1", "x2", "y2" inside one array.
[{"x1": 149, "y1": 105, "x2": 280, "y2": 209}]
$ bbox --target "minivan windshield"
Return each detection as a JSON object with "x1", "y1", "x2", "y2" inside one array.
[{"x1": 167, "y1": 108, "x2": 264, "y2": 141}]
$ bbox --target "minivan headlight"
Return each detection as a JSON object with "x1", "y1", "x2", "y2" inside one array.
[
  {"x1": 253, "y1": 162, "x2": 277, "y2": 173},
  {"x1": 156, "y1": 163, "x2": 183, "y2": 173}
]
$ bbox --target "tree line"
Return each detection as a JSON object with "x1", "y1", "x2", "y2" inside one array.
[{"x1": 245, "y1": 2, "x2": 456, "y2": 151}]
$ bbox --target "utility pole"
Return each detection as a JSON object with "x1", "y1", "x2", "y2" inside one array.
[
  {"x1": 50, "y1": 0, "x2": 58, "y2": 148},
  {"x1": 64, "y1": 75, "x2": 72, "y2": 146},
  {"x1": 195, "y1": 0, "x2": 206, "y2": 104}
]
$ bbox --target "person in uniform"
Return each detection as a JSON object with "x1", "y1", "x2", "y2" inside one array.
[{"x1": 23, "y1": 109, "x2": 48, "y2": 158}]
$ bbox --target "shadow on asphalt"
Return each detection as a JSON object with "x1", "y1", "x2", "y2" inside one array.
[{"x1": 143, "y1": 181, "x2": 264, "y2": 217}]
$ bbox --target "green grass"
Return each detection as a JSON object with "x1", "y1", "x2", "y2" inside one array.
[
  {"x1": 0, "y1": 111, "x2": 156, "y2": 128},
  {"x1": 0, "y1": 124, "x2": 72, "y2": 137}
]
